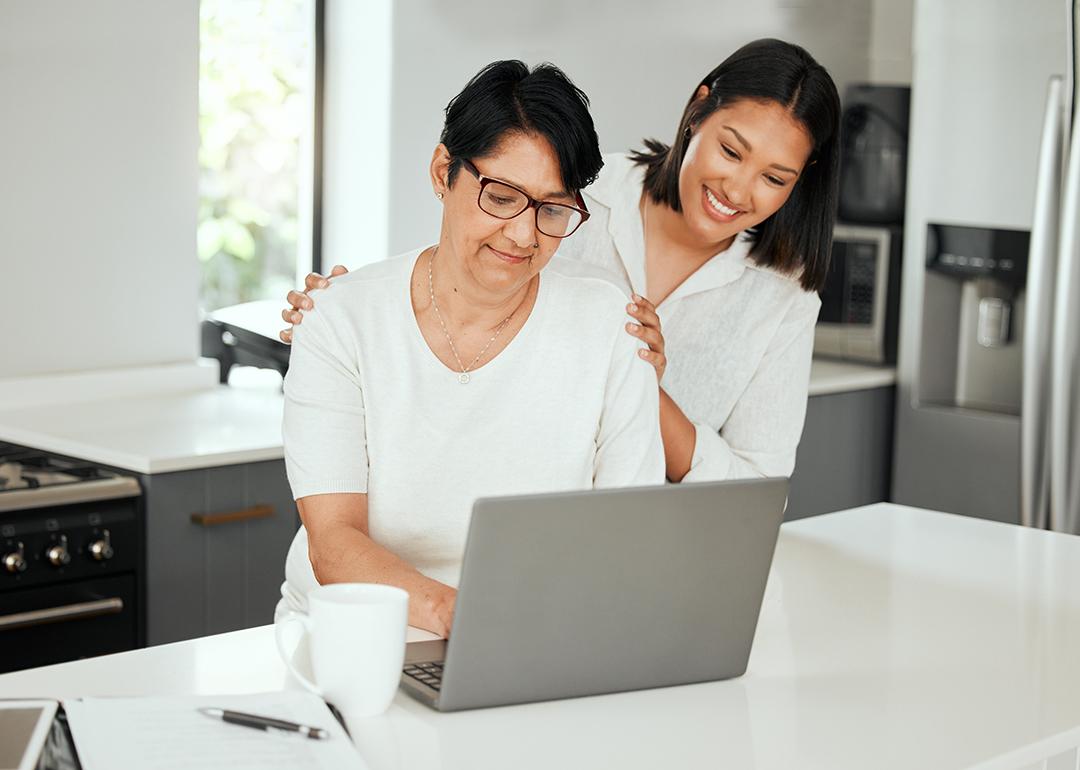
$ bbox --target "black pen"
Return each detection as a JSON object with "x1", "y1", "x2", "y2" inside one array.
[{"x1": 197, "y1": 707, "x2": 330, "y2": 740}]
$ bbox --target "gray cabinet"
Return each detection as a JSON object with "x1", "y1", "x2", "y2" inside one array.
[
  {"x1": 786, "y1": 386, "x2": 895, "y2": 521},
  {"x1": 141, "y1": 459, "x2": 298, "y2": 646}
]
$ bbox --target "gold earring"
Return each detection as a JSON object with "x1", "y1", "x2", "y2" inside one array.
[{"x1": 436, "y1": 192, "x2": 444, "y2": 200}]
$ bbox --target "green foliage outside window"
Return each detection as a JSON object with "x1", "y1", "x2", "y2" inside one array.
[{"x1": 198, "y1": 0, "x2": 312, "y2": 312}]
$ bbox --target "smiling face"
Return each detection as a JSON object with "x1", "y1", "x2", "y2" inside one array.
[
  {"x1": 677, "y1": 96, "x2": 814, "y2": 248},
  {"x1": 431, "y1": 131, "x2": 575, "y2": 301}
]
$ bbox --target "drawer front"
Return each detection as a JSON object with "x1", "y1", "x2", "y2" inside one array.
[{"x1": 144, "y1": 461, "x2": 299, "y2": 645}]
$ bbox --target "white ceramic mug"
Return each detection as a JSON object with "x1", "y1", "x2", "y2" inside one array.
[{"x1": 275, "y1": 583, "x2": 409, "y2": 718}]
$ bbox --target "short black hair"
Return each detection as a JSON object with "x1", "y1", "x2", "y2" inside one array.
[
  {"x1": 440, "y1": 60, "x2": 603, "y2": 194},
  {"x1": 630, "y1": 39, "x2": 841, "y2": 293}
]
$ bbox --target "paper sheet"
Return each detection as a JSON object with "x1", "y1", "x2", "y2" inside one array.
[{"x1": 62, "y1": 691, "x2": 366, "y2": 770}]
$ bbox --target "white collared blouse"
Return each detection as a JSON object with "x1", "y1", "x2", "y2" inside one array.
[{"x1": 558, "y1": 153, "x2": 822, "y2": 480}]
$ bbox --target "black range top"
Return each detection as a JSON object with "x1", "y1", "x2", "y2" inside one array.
[{"x1": 0, "y1": 442, "x2": 141, "y2": 512}]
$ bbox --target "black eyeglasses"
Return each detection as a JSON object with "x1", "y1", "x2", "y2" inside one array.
[{"x1": 460, "y1": 159, "x2": 590, "y2": 238}]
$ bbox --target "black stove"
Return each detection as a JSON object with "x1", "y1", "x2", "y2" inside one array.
[
  {"x1": 0, "y1": 447, "x2": 115, "y2": 487},
  {"x1": 0, "y1": 442, "x2": 144, "y2": 673},
  {"x1": 0, "y1": 442, "x2": 140, "y2": 512}
]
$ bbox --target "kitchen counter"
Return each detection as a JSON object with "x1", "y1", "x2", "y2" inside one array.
[
  {"x1": 0, "y1": 363, "x2": 284, "y2": 474},
  {"x1": 0, "y1": 359, "x2": 893, "y2": 474},
  {"x1": 2, "y1": 504, "x2": 1078, "y2": 770},
  {"x1": 807, "y1": 356, "x2": 896, "y2": 396}
]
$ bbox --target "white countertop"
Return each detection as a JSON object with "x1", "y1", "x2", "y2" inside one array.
[
  {"x1": 0, "y1": 358, "x2": 893, "y2": 474},
  {"x1": 807, "y1": 356, "x2": 896, "y2": 396},
  {"x1": 2, "y1": 503, "x2": 1077, "y2": 770},
  {"x1": 0, "y1": 364, "x2": 284, "y2": 474}
]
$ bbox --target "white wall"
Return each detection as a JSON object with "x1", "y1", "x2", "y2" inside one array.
[
  {"x1": 321, "y1": 0, "x2": 393, "y2": 273},
  {"x1": 869, "y1": 0, "x2": 914, "y2": 83},
  {"x1": 325, "y1": 0, "x2": 877, "y2": 264},
  {"x1": 1, "y1": 0, "x2": 199, "y2": 379}
]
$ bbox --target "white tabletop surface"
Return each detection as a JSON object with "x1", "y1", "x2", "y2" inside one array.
[
  {"x1": 0, "y1": 358, "x2": 892, "y2": 474},
  {"x1": 1, "y1": 503, "x2": 1076, "y2": 770}
]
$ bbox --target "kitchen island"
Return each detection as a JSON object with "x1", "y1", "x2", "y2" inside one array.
[{"x1": 2, "y1": 503, "x2": 1077, "y2": 770}]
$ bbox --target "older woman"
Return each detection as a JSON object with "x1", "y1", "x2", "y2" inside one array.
[{"x1": 280, "y1": 60, "x2": 665, "y2": 637}]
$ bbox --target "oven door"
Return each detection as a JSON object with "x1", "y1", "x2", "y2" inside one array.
[{"x1": 0, "y1": 574, "x2": 137, "y2": 673}]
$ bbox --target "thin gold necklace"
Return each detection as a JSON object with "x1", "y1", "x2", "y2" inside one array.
[{"x1": 427, "y1": 246, "x2": 524, "y2": 384}]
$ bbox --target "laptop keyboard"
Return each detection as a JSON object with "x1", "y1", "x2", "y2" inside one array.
[{"x1": 403, "y1": 661, "x2": 443, "y2": 691}]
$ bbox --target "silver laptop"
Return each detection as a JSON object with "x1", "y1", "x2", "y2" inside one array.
[{"x1": 399, "y1": 477, "x2": 789, "y2": 712}]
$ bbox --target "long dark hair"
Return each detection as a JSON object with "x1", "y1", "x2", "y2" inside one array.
[{"x1": 630, "y1": 39, "x2": 840, "y2": 292}]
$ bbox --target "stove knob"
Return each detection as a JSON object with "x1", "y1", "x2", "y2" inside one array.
[
  {"x1": 89, "y1": 530, "x2": 114, "y2": 561},
  {"x1": 46, "y1": 535, "x2": 71, "y2": 567},
  {"x1": 3, "y1": 543, "x2": 27, "y2": 574}
]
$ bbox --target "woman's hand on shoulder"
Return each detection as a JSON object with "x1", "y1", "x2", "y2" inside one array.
[
  {"x1": 278, "y1": 264, "x2": 350, "y2": 344},
  {"x1": 625, "y1": 293, "x2": 667, "y2": 382}
]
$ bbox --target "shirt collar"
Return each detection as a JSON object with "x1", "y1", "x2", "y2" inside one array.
[{"x1": 589, "y1": 154, "x2": 751, "y2": 309}]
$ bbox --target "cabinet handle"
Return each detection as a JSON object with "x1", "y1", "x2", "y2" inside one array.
[
  {"x1": 0, "y1": 598, "x2": 124, "y2": 631},
  {"x1": 190, "y1": 504, "x2": 274, "y2": 527}
]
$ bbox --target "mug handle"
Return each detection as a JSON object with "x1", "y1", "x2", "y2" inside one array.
[{"x1": 274, "y1": 610, "x2": 323, "y2": 695}]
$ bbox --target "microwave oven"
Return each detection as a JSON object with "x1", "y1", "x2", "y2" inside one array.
[{"x1": 814, "y1": 223, "x2": 903, "y2": 364}]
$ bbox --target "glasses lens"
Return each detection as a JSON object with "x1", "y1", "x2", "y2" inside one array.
[
  {"x1": 478, "y1": 182, "x2": 528, "y2": 219},
  {"x1": 537, "y1": 203, "x2": 583, "y2": 238}
]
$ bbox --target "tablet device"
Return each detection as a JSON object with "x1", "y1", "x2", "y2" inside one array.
[{"x1": 0, "y1": 701, "x2": 58, "y2": 770}]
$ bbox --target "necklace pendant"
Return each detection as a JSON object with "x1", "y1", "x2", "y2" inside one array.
[{"x1": 458, "y1": 372, "x2": 470, "y2": 384}]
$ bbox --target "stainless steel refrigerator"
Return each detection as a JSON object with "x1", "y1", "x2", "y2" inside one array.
[{"x1": 892, "y1": 0, "x2": 1080, "y2": 531}]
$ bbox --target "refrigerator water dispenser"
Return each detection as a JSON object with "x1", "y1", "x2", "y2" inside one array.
[{"x1": 919, "y1": 223, "x2": 1029, "y2": 415}]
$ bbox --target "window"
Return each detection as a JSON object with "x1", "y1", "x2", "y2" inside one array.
[{"x1": 197, "y1": 0, "x2": 319, "y2": 313}]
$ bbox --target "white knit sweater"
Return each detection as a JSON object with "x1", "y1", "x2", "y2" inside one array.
[{"x1": 280, "y1": 249, "x2": 665, "y2": 606}]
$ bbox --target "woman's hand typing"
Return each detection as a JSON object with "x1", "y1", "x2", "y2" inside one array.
[{"x1": 300, "y1": 493, "x2": 458, "y2": 638}]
